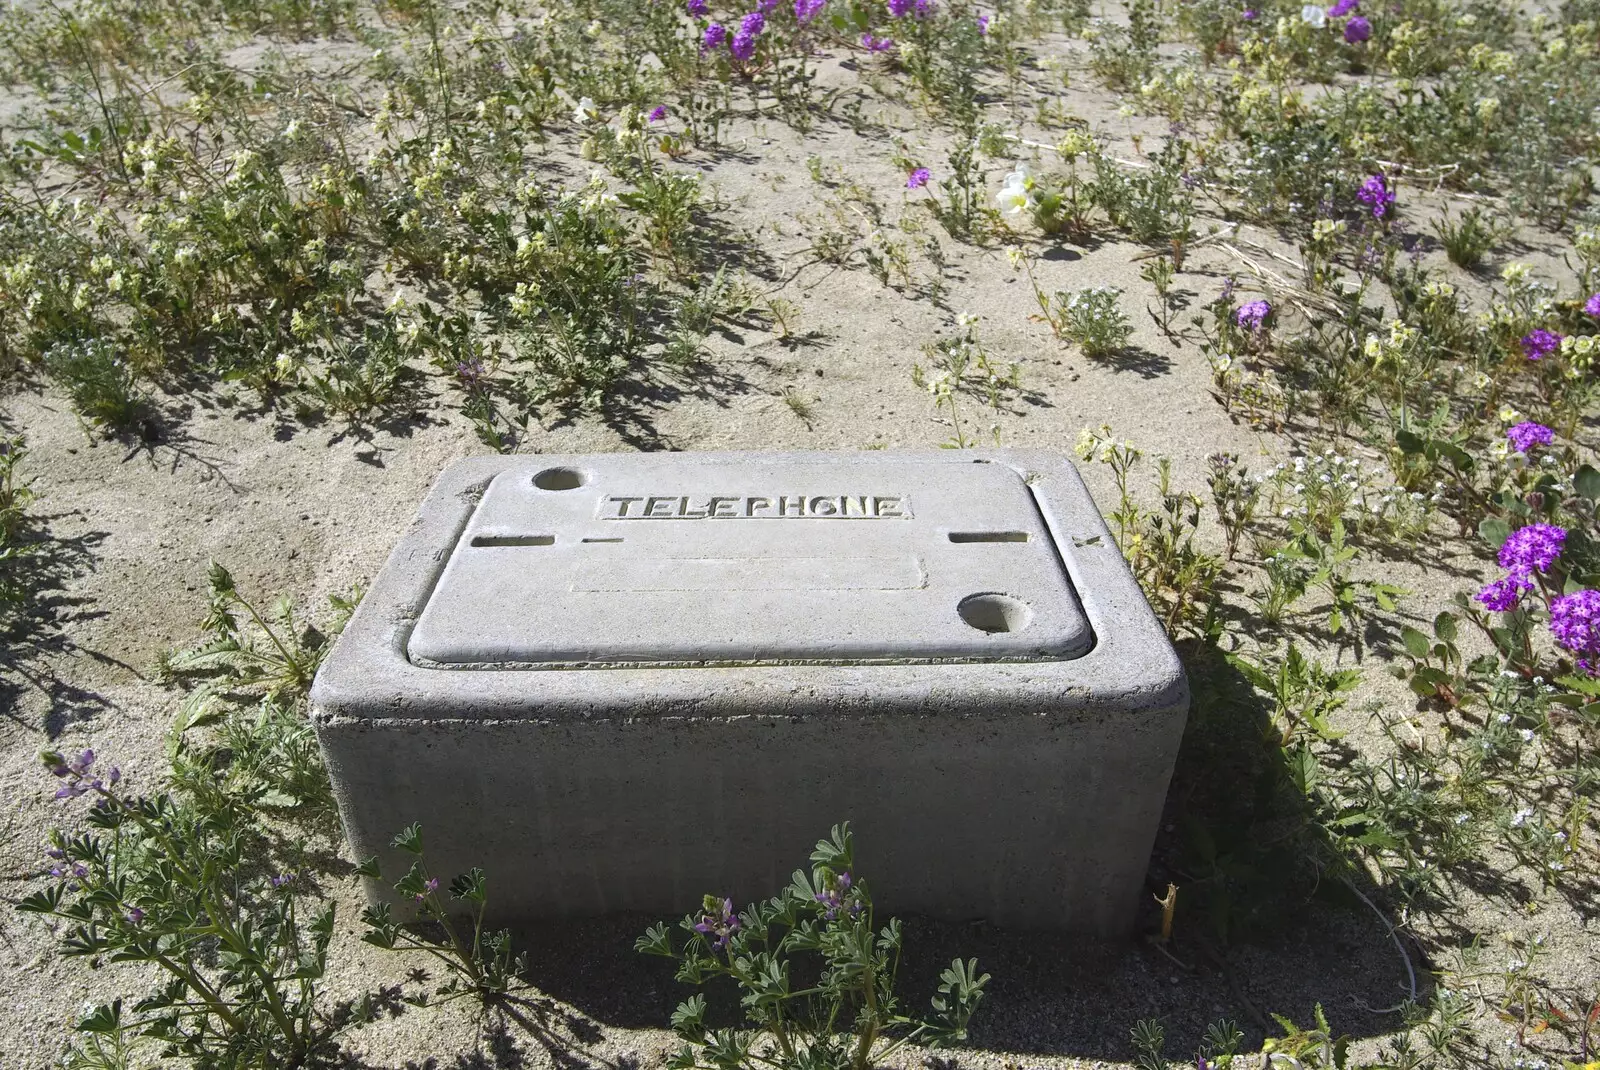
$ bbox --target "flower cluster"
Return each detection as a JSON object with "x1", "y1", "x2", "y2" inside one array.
[
  {"x1": 1235, "y1": 299, "x2": 1272, "y2": 332},
  {"x1": 861, "y1": 32, "x2": 895, "y2": 50},
  {"x1": 693, "y1": 896, "x2": 741, "y2": 948},
  {"x1": 47, "y1": 748, "x2": 118, "y2": 800},
  {"x1": 1499, "y1": 523, "x2": 1566, "y2": 576},
  {"x1": 1355, "y1": 173, "x2": 1395, "y2": 220},
  {"x1": 1551, "y1": 590, "x2": 1600, "y2": 673},
  {"x1": 1585, "y1": 293, "x2": 1600, "y2": 318},
  {"x1": 886, "y1": 0, "x2": 933, "y2": 16},
  {"x1": 1477, "y1": 523, "x2": 1567, "y2": 612},
  {"x1": 794, "y1": 0, "x2": 826, "y2": 23},
  {"x1": 1505, "y1": 421, "x2": 1554, "y2": 454},
  {"x1": 812, "y1": 869, "x2": 856, "y2": 919},
  {"x1": 1521, "y1": 328, "x2": 1562, "y2": 361},
  {"x1": 906, "y1": 167, "x2": 931, "y2": 190},
  {"x1": 1344, "y1": 15, "x2": 1371, "y2": 42},
  {"x1": 731, "y1": 11, "x2": 765, "y2": 61}
]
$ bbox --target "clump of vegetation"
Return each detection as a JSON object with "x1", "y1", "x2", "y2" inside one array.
[{"x1": 636, "y1": 824, "x2": 990, "y2": 1070}]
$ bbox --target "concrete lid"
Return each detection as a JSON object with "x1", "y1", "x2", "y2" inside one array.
[{"x1": 406, "y1": 455, "x2": 1093, "y2": 667}]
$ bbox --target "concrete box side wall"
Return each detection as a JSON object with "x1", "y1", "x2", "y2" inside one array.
[{"x1": 318, "y1": 701, "x2": 1185, "y2": 933}]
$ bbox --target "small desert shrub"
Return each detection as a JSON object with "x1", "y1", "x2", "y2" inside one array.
[
  {"x1": 1051, "y1": 286, "x2": 1133, "y2": 357},
  {"x1": 637, "y1": 824, "x2": 990, "y2": 1070}
]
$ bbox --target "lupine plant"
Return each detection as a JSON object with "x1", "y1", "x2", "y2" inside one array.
[
  {"x1": 19, "y1": 751, "x2": 365, "y2": 1067},
  {"x1": 636, "y1": 824, "x2": 989, "y2": 1070},
  {"x1": 356, "y1": 824, "x2": 527, "y2": 1006}
]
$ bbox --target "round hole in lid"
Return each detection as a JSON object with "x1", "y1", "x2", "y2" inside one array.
[
  {"x1": 533, "y1": 467, "x2": 585, "y2": 491},
  {"x1": 957, "y1": 593, "x2": 1034, "y2": 634}
]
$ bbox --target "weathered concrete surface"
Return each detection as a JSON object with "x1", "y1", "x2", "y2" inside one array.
[{"x1": 311, "y1": 451, "x2": 1188, "y2": 933}]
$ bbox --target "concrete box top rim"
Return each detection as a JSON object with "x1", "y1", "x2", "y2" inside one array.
[
  {"x1": 407, "y1": 454, "x2": 1095, "y2": 668},
  {"x1": 310, "y1": 450, "x2": 1187, "y2": 724}
]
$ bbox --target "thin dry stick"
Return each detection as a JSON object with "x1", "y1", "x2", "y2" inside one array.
[{"x1": 1340, "y1": 876, "x2": 1419, "y2": 1012}]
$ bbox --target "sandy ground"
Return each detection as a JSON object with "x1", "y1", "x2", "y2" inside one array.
[{"x1": 1, "y1": 28, "x2": 1596, "y2": 1070}]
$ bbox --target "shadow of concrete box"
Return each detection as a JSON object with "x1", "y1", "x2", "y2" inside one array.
[{"x1": 310, "y1": 450, "x2": 1187, "y2": 935}]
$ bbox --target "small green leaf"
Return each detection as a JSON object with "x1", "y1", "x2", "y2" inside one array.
[
  {"x1": 391, "y1": 823, "x2": 424, "y2": 855},
  {"x1": 1576, "y1": 464, "x2": 1600, "y2": 502},
  {"x1": 1394, "y1": 428, "x2": 1426, "y2": 455},
  {"x1": 1401, "y1": 626, "x2": 1431, "y2": 659},
  {"x1": 1479, "y1": 517, "x2": 1511, "y2": 550}
]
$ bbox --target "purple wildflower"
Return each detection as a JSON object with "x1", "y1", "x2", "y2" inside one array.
[
  {"x1": 686, "y1": 0, "x2": 708, "y2": 14},
  {"x1": 1235, "y1": 299, "x2": 1272, "y2": 332},
  {"x1": 45, "y1": 847, "x2": 65, "y2": 860},
  {"x1": 701, "y1": 22, "x2": 727, "y2": 49},
  {"x1": 648, "y1": 105, "x2": 668, "y2": 122},
  {"x1": 269, "y1": 873, "x2": 296, "y2": 889},
  {"x1": 727, "y1": 9, "x2": 764, "y2": 59},
  {"x1": 861, "y1": 32, "x2": 894, "y2": 50},
  {"x1": 813, "y1": 870, "x2": 854, "y2": 919},
  {"x1": 415, "y1": 877, "x2": 440, "y2": 902},
  {"x1": 50, "y1": 749, "x2": 94, "y2": 778},
  {"x1": 1476, "y1": 572, "x2": 1532, "y2": 612},
  {"x1": 1218, "y1": 277, "x2": 1236, "y2": 303},
  {"x1": 1355, "y1": 173, "x2": 1395, "y2": 220},
  {"x1": 1585, "y1": 293, "x2": 1600, "y2": 318},
  {"x1": 795, "y1": 0, "x2": 826, "y2": 21},
  {"x1": 1521, "y1": 328, "x2": 1562, "y2": 361},
  {"x1": 455, "y1": 358, "x2": 485, "y2": 386},
  {"x1": 49, "y1": 749, "x2": 100, "y2": 800},
  {"x1": 1343, "y1": 14, "x2": 1370, "y2": 41},
  {"x1": 1552, "y1": 589, "x2": 1600, "y2": 673},
  {"x1": 906, "y1": 167, "x2": 931, "y2": 189},
  {"x1": 1328, "y1": 0, "x2": 1356, "y2": 15},
  {"x1": 1506, "y1": 421, "x2": 1555, "y2": 454},
  {"x1": 1241, "y1": 7, "x2": 1257, "y2": 17},
  {"x1": 124, "y1": 908, "x2": 145, "y2": 925},
  {"x1": 1498, "y1": 523, "x2": 1566, "y2": 577},
  {"x1": 886, "y1": 0, "x2": 914, "y2": 16},
  {"x1": 694, "y1": 897, "x2": 742, "y2": 948},
  {"x1": 977, "y1": 13, "x2": 989, "y2": 32},
  {"x1": 913, "y1": 0, "x2": 934, "y2": 15}
]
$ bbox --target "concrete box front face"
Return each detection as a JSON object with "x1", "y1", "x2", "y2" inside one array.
[{"x1": 311, "y1": 451, "x2": 1188, "y2": 934}]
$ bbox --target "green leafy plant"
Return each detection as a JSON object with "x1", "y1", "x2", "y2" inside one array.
[
  {"x1": 1231, "y1": 642, "x2": 1360, "y2": 745},
  {"x1": 165, "y1": 562, "x2": 352, "y2": 703},
  {"x1": 20, "y1": 751, "x2": 365, "y2": 1067},
  {"x1": 1431, "y1": 206, "x2": 1508, "y2": 270},
  {"x1": 636, "y1": 823, "x2": 989, "y2": 1070},
  {"x1": 912, "y1": 315, "x2": 1019, "y2": 448},
  {"x1": 357, "y1": 823, "x2": 526, "y2": 1006},
  {"x1": 1046, "y1": 285, "x2": 1133, "y2": 358}
]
